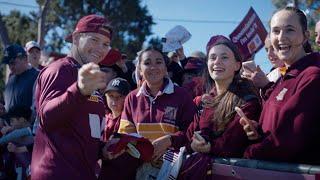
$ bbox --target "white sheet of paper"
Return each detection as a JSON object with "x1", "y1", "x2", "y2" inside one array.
[{"x1": 89, "y1": 114, "x2": 101, "y2": 139}]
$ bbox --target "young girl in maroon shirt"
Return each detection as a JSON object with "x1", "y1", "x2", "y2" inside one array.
[{"x1": 178, "y1": 36, "x2": 261, "y2": 179}]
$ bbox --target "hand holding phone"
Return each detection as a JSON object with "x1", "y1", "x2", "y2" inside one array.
[
  {"x1": 235, "y1": 106, "x2": 247, "y2": 119},
  {"x1": 193, "y1": 131, "x2": 205, "y2": 142},
  {"x1": 236, "y1": 106, "x2": 260, "y2": 140},
  {"x1": 242, "y1": 60, "x2": 257, "y2": 73}
]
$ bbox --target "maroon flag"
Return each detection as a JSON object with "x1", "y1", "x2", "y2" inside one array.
[{"x1": 229, "y1": 7, "x2": 268, "y2": 61}]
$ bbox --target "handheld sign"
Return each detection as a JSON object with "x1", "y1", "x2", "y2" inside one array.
[{"x1": 229, "y1": 7, "x2": 268, "y2": 61}]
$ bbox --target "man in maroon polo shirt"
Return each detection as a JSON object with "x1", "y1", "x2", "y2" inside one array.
[{"x1": 31, "y1": 14, "x2": 113, "y2": 179}]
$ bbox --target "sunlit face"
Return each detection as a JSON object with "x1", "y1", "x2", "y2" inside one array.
[
  {"x1": 264, "y1": 38, "x2": 284, "y2": 68},
  {"x1": 8, "y1": 56, "x2": 29, "y2": 75},
  {"x1": 315, "y1": 21, "x2": 320, "y2": 47},
  {"x1": 27, "y1": 48, "x2": 41, "y2": 68},
  {"x1": 207, "y1": 44, "x2": 240, "y2": 83},
  {"x1": 270, "y1": 10, "x2": 307, "y2": 65},
  {"x1": 105, "y1": 91, "x2": 125, "y2": 114},
  {"x1": 74, "y1": 32, "x2": 111, "y2": 64},
  {"x1": 139, "y1": 50, "x2": 167, "y2": 86}
]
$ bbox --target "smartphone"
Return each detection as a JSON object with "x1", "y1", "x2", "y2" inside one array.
[
  {"x1": 127, "y1": 143, "x2": 140, "y2": 159},
  {"x1": 242, "y1": 60, "x2": 257, "y2": 72},
  {"x1": 194, "y1": 131, "x2": 205, "y2": 141}
]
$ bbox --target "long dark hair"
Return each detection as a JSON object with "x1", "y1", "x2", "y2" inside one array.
[{"x1": 202, "y1": 38, "x2": 259, "y2": 132}]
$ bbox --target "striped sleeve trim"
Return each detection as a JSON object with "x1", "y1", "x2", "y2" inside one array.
[
  {"x1": 137, "y1": 123, "x2": 179, "y2": 133},
  {"x1": 118, "y1": 119, "x2": 137, "y2": 134},
  {"x1": 136, "y1": 123, "x2": 179, "y2": 141}
]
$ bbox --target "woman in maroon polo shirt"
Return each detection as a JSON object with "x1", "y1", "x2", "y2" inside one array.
[
  {"x1": 241, "y1": 7, "x2": 320, "y2": 165},
  {"x1": 178, "y1": 36, "x2": 261, "y2": 179},
  {"x1": 116, "y1": 47, "x2": 196, "y2": 178}
]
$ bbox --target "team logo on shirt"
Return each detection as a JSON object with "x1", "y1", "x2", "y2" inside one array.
[
  {"x1": 88, "y1": 91, "x2": 102, "y2": 103},
  {"x1": 163, "y1": 106, "x2": 177, "y2": 124},
  {"x1": 88, "y1": 95, "x2": 100, "y2": 103},
  {"x1": 276, "y1": 88, "x2": 288, "y2": 101}
]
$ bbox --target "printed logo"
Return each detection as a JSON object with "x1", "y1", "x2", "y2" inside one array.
[
  {"x1": 163, "y1": 106, "x2": 177, "y2": 124},
  {"x1": 111, "y1": 79, "x2": 120, "y2": 87},
  {"x1": 276, "y1": 88, "x2": 288, "y2": 101},
  {"x1": 247, "y1": 34, "x2": 262, "y2": 54},
  {"x1": 88, "y1": 95, "x2": 99, "y2": 103}
]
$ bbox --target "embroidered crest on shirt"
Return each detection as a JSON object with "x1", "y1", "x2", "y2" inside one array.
[
  {"x1": 88, "y1": 95, "x2": 99, "y2": 102},
  {"x1": 163, "y1": 106, "x2": 177, "y2": 124},
  {"x1": 276, "y1": 88, "x2": 288, "y2": 101},
  {"x1": 88, "y1": 91, "x2": 102, "y2": 103}
]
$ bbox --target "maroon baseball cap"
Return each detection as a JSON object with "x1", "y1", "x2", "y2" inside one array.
[
  {"x1": 99, "y1": 48, "x2": 121, "y2": 66},
  {"x1": 65, "y1": 14, "x2": 112, "y2": 42},
  {"x1": 206, "y1": 35, "x2": 229, "y2": 54},
  {"x1": 184, "y1": 57, "x2": 205, "y2": 72},
  {"x1": 108, "y1": 133, "x2": 154, "y2": 162}
]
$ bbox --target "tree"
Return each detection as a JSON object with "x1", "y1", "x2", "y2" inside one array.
[
  {"x1": 271, "y1": 0, "x2": 320, "y2": 51},
  {"x1": 33, "y1": 0, "x2": 155, "y2": 59},
  {"x1": 37, "y1": 0, "x2": 52, "y2": 48},
  {"x1": 0, "y1": 0, "x2": 157, "y2": 98}
]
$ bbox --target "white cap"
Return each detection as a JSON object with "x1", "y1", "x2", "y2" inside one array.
[{"x1": 25, "y1": 41, "x2": 41, "y2": 52}]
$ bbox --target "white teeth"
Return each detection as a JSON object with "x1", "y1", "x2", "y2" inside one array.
[
  {"x1": 213, "y1": 67, "x2": 224, "y2": 71},
  {"x1": 278, "y1": 44, "x2": 290, "y2": 51}
]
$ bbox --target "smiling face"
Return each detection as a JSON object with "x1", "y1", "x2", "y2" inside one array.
[
  {"x1": 139, "y1": 50, "x2": 167, "y2": 86},
  {"x1": 74, "y1": 32, "x2": 111, "y2": 64},
  {"x1": 265, "y1": 37, "x2": 284, "y2": 68},
  {"x1": 207, "y1": 44, "x2": 240, "y2": 83},
  {"x1": 270, "y1": 9, "x2": 307, "y2": 65}
]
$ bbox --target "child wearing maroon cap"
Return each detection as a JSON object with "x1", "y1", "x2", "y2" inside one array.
[
  {"x1": 241, "y1": 7, "x2": 320, "y2": 165},
  {"x1": 31, "y1": 14, "x2": 116, "y2": 180}
]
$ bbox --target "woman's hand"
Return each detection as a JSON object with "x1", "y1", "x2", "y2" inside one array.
[
  {"x1": 239, "y1": 116, "x2": 260, "y2": 140},
  {"x1": 242, "y1": 65, "x2": 270, "y2": 88},
  {"x1": 191, "y1": 134, "x2": 211, "y2": 153},
  {"x1": 152, "y1": 135, "x2": 171, "y2": 160}
]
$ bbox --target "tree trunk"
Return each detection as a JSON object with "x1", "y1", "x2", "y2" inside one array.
[
  {"x1": 38, "y1": 0, "x2": 51, "y2": 49},
  {"x1": 0, "y1": 14, "x2": 11, "y2": 84},
  {"x1": 293, "y1": 0, "x2": 298, "y2": 8},
  {"x1": 0, "y1": 14, "x2": 10, "y2": 48}
]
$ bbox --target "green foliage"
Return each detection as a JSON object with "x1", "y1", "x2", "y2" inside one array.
[
  {"x1": 44, "y1": 0, "x2": 156, "y2": 59},
  {"x1": 2, "y1": 10, "x2": 38, "y2": 46},
  {"x1": 1, "y1": 0, "x2": 157, "y2": 60}
]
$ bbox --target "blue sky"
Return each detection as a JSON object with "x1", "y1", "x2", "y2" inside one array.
[{"x1": 0, "y1": 0, "x2": 276, "y2": 72}]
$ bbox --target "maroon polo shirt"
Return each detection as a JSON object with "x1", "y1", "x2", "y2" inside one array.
[
  {"x1": 31, "y1": 57, "x2": 106, "y2": 180},
  {"x1": 244, "y1": 53, "x2": 320, "y2": 164},
  {"x1": 120, "y1": 79, "x2": 197, "y2": 149},
  {"x1": 103, "y1": 113, "x2": 121, "y2": 141}
]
